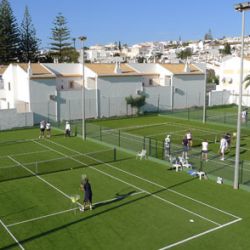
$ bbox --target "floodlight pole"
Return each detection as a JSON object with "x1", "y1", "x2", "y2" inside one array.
[
  {"x1": 79, "y1": 36, "x2": 87, "y2": 140},
  {"x1": 234, "y1": 2, "x2": 250, "y2": 189},
  {"x1": 202, "y1": 54, "x2": 207, "y2": 123}
]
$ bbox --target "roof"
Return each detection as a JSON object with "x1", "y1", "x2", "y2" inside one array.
[
  {"x1": 160, "y1": 63, "x2": 203, "y2": 75},
  {"x1": 0, "y1": 65, "x2": 8, "y2": 75},
  {"x1": 18, "y1": 63, "x2": 55, "y2": 78},
  {"x1": 43, "y1": 63, "x2": 82, "y2": 77},
  {"x1": 85, "y1": 63, "x2": 142, "y2": 76}
]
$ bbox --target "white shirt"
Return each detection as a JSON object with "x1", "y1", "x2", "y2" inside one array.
[
  {"x1": 65, "y1": 123, "x2": 71, "y2": 131},
  {"x1": 220, "y1": 138, "x2": 228, "y2": 149},
  {"x1": 202, "y1": 141, "x2": 208, "y2": 151},
  {"x1": 46, "y1": 123, "x2": 51, "y2": 130},
  {"x1": 186, "y1": 132, "x2": 192, "y2": 140},
  {"x1": 165, "y1": 137, "x2": 170, "y2": 148}
]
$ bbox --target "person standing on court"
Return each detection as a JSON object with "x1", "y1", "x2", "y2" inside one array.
[
  {"x1": 164, "y1": 135, "x2": 171, "y2": 159},
  {"x1": 182, "y1": 136, "x2": 189, "y2": 160},
  {"x1": 65, "y1": 121, "x2": 71, "y2": 137},
  {"x1": 219, "y1": 136, "x2": 228, "y2": 161},
  {"x1": 39, "y1": 120, "x2": 45, "y2": 138},
  {"x1": 80, "y1": 177, "x2": 93, "y2": 212},
  {"x1": 201, "y1": 139, "x2": 208, "y2": 161},
  {"x1": 46, "y1": 121, "x2": 51, "y2": 138},
  {"x1": 186, "y1": 130, "x2": 192, "y2": 149}
]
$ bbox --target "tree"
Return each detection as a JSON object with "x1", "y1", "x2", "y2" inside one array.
[
  {"x1": 220, "y1": 43, "x2": 231, "y2": 55},
  {"x1": 19, "y1": 6, "x2": 40, "y2": 62},
  {"x1": 125, "y1": 94, "x2": 146, "y2": 114},
  {"x1": 50, "y1": 13, "x2": 72, "y2": 62},
  {"x1": 176, "y1": 48, "x2": 192, "y2": 59},
  {"x1": 0, "y1": 0, "x2": 19, "y2": 64}
]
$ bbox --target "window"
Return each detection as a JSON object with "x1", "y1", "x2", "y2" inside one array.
[
  {"x1": 149, "y1": 79, "x2": 153, "y2": 86},
  {"x1": 69, "y1": 81, "x2": 74, "y2": 88},
  {"x1": 8, "y1": 82, "x2": 11, "y2": 91}
]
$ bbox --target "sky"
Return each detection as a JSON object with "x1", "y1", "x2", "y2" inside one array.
[{"x1": 8, "y1": 0, "x2": 250, "y2": 49}]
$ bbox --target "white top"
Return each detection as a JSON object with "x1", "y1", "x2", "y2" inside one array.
[
  {"x1": 165, "y1": 137, "x2": 171, "y2": 148},
  {"x1": 40, "y1": 121, "x2": 45, "y2": 129},
  {"x1": 202, "y1": 141, "x2": 208, "y2": 151},
  {"x1": 46, "y1": 123, "x2": 51, "y2": 130},
  {"x1": 220, "y1": 138, "x2": 228, "y2": 149},
  {"x1": 186, "y1": 132, "x2": 192, "y2": 140},
  {"x1": 65, "y1": 123, "x2": 71, "y2": 130}
]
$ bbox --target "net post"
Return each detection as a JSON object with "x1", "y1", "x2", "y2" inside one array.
[
  {"x1": 114, "y1": 147, "x2": 117, "y2": 161},
  {"x1": 143, "y1": 136, "x2": 145, "y2": 149},
  {"x1": 188, "y1": 108, "x2": 190, "y2": 120}
]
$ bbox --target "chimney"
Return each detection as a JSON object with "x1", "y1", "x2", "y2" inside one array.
[
  {"x1": 27, "y1": 61, "x2": 32, "y2": 78},
  {"x1": 184, "y1": 58, "x2": 190, "y2": 73},
  {"x1": 114, "y1": 61, "x2": 122, "y2": 74}
]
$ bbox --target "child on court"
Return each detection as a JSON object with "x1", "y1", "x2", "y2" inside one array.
[
  {"x1": 164, "y1": 135, "x2": 171, "y2": 159},
  {"x1": 39, "y1": 120, "x2": 45, "y2": 138},
  {"x1": 201, "y1": 139, "x2": 208, "y2": 161},
  {"x1": 65, "y1": 121, "x2": 71, "y2": 137},
  {"x1": 46, "y1": 121, "x2": 51, "y2": 138},
  {"x1": 219, "y1": 136, "x2": 228, "y2": 161},
  {"x1": 186, "y1": 130, "x2": 192, "y2": 149},
  {"x1": 182, "y1": 136, "x2": 189, "y2": 160}
]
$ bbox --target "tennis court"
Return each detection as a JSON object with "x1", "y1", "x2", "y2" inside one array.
[{"x1": 0, "y1": 128, "x2": 248, "y2": 249}]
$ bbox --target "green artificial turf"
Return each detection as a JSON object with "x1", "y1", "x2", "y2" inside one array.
[{"x1": 0, "y1": 126, "x2": 250, "y2": 250}]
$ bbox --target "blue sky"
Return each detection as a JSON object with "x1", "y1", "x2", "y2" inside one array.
[{"x1": 9, "y1": 0, "x2": 250, "y2": 49}]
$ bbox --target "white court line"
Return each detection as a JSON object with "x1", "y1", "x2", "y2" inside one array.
[
  {"x1": 0, "y1": 219, "x2": 25, "y2": 250},
  {"x1": 35, "y1": 139, "x2": 243, "y2": 249},
  {"x1": 7, "y1": 156, "x2": 82, "y2": 208},
  {"x1": 0, "y1": 149, "x2": 50, "y2": 159},
  {"x1": 39, "y1": 140, "x2": 228, "y2": 226},
  {"x1": 158, "y1": 217, "x2": 242, "y2": 250},
  {"x1": 46, "y1": 139, "x2": 241, "y2": 220},
  {"x1": 7, "y1": 191, "x2": 145, "y2": 228}
]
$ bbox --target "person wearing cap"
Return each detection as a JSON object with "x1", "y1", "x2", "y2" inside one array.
[
  {"x1": 65, "y1": 121, "x2": 71, "y2": 137},
  {"x1": 79, "y1": 177, "x2": 93, "y2": 212},
  {"x1": 164, "y1": 134, "x2": 171, "y2": 159}
]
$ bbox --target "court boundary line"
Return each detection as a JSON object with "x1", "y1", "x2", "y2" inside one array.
[
  {"x1": 44, "y1": 139, "x2": 243, "y2": 249},
  {"x1": 4, "y1": 139, "x2": 241, "y2": 250},
  {"x1": 158, "y1": 217, "x2": 242, "y2": 250},
  {"x1": 46, "y1": 139, "x2": 240, "y2": 220},
  {"x1": 0, "y1": 219, "x2": 25, "y2": 250},
  {"x1": 6, "y1": 191, "x2": 145, "y2": 228},
  {"x1": 34, "y1": 140, "x2": 221, "y2": 226}
]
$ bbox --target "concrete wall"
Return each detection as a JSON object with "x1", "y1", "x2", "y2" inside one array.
[
  {"x1": 208, "y1": 90, "x2": 231, "y2": 106},
  {"x1": 173, "y1": 74, "x2": 205, "y2": 108},
  {"x1": 0, "y1": 109, "x2": 33, "y2": 130},
  {"x1": 97, "y1": 76, "x2": 143, "y2": 117}
]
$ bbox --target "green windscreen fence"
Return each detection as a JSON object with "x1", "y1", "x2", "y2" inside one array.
[{"x1": 86, "y1": 122, "x2": 250, "y2": 188}]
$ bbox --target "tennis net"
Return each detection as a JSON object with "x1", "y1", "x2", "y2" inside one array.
[{"x1": 0, "y1": 148, "x2": 118, "y2": 182}]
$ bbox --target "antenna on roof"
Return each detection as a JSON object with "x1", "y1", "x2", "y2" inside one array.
[
  {"x1": 114, "y1": 61, "x2": 122, "y2": 74},
  {"x1": 27, "y1": 61, "x2": 32, "y2": 78}
]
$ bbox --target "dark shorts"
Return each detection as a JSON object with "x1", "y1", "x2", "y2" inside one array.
[
  {"x1": 183, "y1": 145, "x2": 188, "y2": 152},
  {"x1": 84, "y1": 192, "x2": 92, "y2": 203},
  {"x1": 40, "y1": 128, "x2": 45, "y2": 132},
  {"x1": 202, "y1": 150, "x2": 208, "y2": 153}
]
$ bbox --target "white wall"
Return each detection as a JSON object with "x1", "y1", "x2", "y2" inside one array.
[
  {"x1": 0, "y1": 109, "x2": 33, "y2": 130},
  {"x1": 97, "y1": 76, "x2": 143, "y2": 117},
  {"x1": 173, "y1": 74, "x2": 205, "y2": 108}
]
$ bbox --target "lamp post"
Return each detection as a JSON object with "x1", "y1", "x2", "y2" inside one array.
[
  {"x1": 202, "y1": 52, "x2": 207, "y2": 123},
  {"x1": 233, "y1": 2, "x2": 250, "y2": 189},
  {"x1": 79, "y1": 36, "x2": 87, "y2": 140}
]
